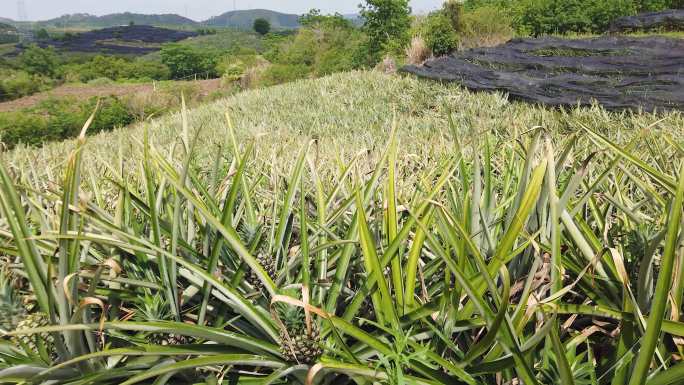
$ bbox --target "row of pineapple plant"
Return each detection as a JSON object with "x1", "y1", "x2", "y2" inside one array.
[{"x1": 0, "y1": 104, "x2": 682, "y2": 385}]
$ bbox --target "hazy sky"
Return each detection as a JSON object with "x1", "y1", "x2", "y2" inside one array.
[{"x1": 2, "y1": 1, "x2": 445, "y2": 22}]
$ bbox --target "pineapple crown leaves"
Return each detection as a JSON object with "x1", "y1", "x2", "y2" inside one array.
[
  {"x1": 135, "y1": 292, "x2": 171, "y2": 322},
  {"x1": 270, "y1": 288, "x2": 331, "y2": 340}
]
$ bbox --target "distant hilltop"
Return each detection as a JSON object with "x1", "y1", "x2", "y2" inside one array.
[
  {"x1": 204, "y1": 9, "x2": 300, "y2": 29},
  {"x1": 40, "y1": 12, "x2": 199, "y2": 28},
  {"x1": 0, "y1": 9, "x2": 363, "y2": 30}
]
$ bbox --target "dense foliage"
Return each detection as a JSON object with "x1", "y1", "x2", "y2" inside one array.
[
  {"x1": 515, "y1": 0, "x2": 637, "y2": 35},
  {"x1": 465, "y1": 0, "x2": 683, "y2": 34},
  {"x1": 0, "y1": 96, "x2": 134, "y2": 147},
  {"x1": 0, "y1": 69, "x2": 54, "y2": 102},
  {"x1": 160, "y1": 44, "x2": 219, "y2": 79},
  {"x1": 61, "y1": 55, "x2": 171, "y2": 82},
  {"x1": 19, "y1": 45, "x2": 60, "y2": 77},
  {"x1": 418, "y1": 11, "x2": 461, "y2": 55},
  {"x1": 253, "y1": 18, "x2": 272, "y2": 35},
  {"x1": 0, "y1": 72, "x2": 682, "y2": 384},
  {"x1": 360, "y1": 0, "x2": 412, "y2": 63}
]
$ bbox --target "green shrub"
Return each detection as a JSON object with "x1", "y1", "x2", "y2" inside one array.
[
  {"x1": 0, "y1": 69, "x2": 54, "y2": 102},
  {"x1": 253, "y1": 18, "x2": 271, "y2": 35},
  {"x1": 360, "y1": 0, "x2": 412, "y2": 64},
  {"x1": 315, "y1": 47, "x2": 357, "y2": 76},
  {"x1": 0, "y1": 96, "x2": 134, "y2": 149},
  {"x1": 129, "y1": 60, "x2": 171, "y2": 81},
  {"x1": 514, "y1": 0, "x2": 637, "y2": 35},
  {"x1": 460, "y1": 6, "x2": 515, "y2": 48},
  {"x1": 19, "y1": 45, "x2": 59, "y2": 77},
  {"x1": 258, "y1": 64, "x2": 309, "y2": 87},
  {"x1": 0, "y1": 112, "x2": 50, "y2": 147},
  {"x1": 420, "y1": 12, "x2": 459, "y2": 56},
  {"x1": 61, "y1": 56, "x2": 171, "y2": 83},
  {"x1": 160, "y1": 44, "x2": 218, "y2": 79}
]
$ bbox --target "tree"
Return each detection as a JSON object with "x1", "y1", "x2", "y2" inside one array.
[
  {"x1": 253, "y1": 18, "x2": 271, "y2": 35},
  {"x1": 421, "y1": 12, "x2": 459, "y2": 56},
  {"x1": 35, "y1": 28, "x2": 50, "y2": 40},
  {"x1": 160, "y1": 45, "x2": 217, "y2": 79},
  {"x1": 359, "y1": 0, "x2": 411, "y2": 63},
  {"x1": 20, "y1": 45, "x2": 59, "y2": 77},
  {"x1": 299, "y1": 9, "x2": 353, "y2": 29}
]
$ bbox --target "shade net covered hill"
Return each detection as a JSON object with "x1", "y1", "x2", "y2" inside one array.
[
  {"x1": 402, "y1": 36, "x2": 684, "y2": 112},
  {"x1": 18, "y1": 25, "x2": 198, "y2": 54}
]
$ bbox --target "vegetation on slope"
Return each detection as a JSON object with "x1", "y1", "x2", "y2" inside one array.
[
  {"x1": 30, "y1": 12, "x2": 199, "y2": 29},
  {"x1": 0, "y1": 71, "x2": 683, "y2": 384},
  {"x1": 204, "y1": 9, "x2": 301, "y2": 30}
]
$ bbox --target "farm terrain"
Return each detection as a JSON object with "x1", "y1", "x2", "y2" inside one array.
[{"x1": 1, "y1": 2, "x2": 684, "y2": 385}]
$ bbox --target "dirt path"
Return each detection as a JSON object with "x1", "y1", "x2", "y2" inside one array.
[{"x1": 0, "y1": 78, "x2": 223, "y2": 112}]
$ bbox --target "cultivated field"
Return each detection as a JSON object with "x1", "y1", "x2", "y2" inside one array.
[{"x1": 1, "y1": 71, "x2": 683, "y2": 384}]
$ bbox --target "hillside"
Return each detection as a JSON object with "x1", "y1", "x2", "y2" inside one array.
[
  {"x1": 203, "y1": 9, "x2": 300, "y2": 29},
  {"x1": 39, "y1": 12, "x2": 199, "y2": 28},
  {"x1": 0, "y1": 22, "x2": 16, "y2": 32},
  {"x1": 2, "y1": 71, "x2": 684, "y2": 385},
  {"x1": 7, "y1": 71, "x2": 682, "y2": 180},
  {"x1": 18, "y1": 25, "x2": 197, "y2": 54}
]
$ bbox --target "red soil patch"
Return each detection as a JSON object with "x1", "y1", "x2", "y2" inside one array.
[{"x1": 0, "y1": 78, "x2": 223, "y2": 113}]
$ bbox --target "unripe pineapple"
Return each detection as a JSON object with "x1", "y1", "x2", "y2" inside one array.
[
  {"x1": 0, "y1": 270, "x2": 25, "y2": 332},
  {"x1": 277, "y1": 306, "x2": 322, "y2": 365},
  {"x1": 248, "y1": 252, "x2": 276, "y2": 291},
  {"x1": 11, "y1": 313, "x2": 55, "y2": 357}
]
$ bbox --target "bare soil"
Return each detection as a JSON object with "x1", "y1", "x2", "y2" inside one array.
[{"x1": 0, "y1": 78, "x2": 223, "y2": 112}]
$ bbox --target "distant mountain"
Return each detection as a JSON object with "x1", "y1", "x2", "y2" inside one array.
[
  {"x1": 40, "y1": 12, "x2": 199, "y2": 28},
  {"x1": 203, "y1": 9, "x2": 300, "y2": 30},
  {"x1": 0, "y1": 22, "x2": 16, "y2": 32}
]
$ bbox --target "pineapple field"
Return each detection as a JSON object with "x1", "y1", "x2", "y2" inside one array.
[{"x1": 0, "y1": 71, "x2": 683, "y2": 385}]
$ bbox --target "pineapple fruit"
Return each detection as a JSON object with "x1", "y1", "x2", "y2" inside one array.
[
  {"x1": 277, "y1": 305, "x2": 322, "y2": 365},
  {"x1": 11, "y1": 313, "x2": 54, "y2": 356},
  {"x1": 0, "y1": 270, "x2": 25, "y2": 332},
  {"x1": 248, "y1": 252, "x2": 276, "y2": 291}
]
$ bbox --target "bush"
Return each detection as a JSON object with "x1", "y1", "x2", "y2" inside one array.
[
  {"x1": 0, "y1": 69, "x2": 54, "y2": 102},
  {"x1": 129, "y1": 60, "x2": 171, "y2": 81},
  {"x1": 360, "y1": 0, "x2": 412, "y2": 64},
  {"x1": 19, "y1": 45, "x2": 59, "y2": 77},
  {"x1": 61, "y1": 56, "x2": 171, "y2": 83},
  {"x1": 160, "y1": 44, "x2": 218, "y2": 79},
  {"x1": 258, "y1": 64, "x2": 309, "y2": 87},
  {"x1": 460, "y1": 6, "x2": 514, "y2": 48},
  {"x1": 420, "y1": 12, "x2": 459, "y2": 56},
  {"x1": 514, "y1": 0, "x2": 637, "y2": 35},
  {"x1": 0, "y1": 96, "x2": 134, "y2": 148},
  {"x1": 264, "y1": 13, "x2": 366, "y2": 76},
  {"x1": 253, "y1": 18, "x2": 271, "y2": 35}
]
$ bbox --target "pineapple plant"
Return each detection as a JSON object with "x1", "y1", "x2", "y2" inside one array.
[
  {"x1": 135, "y1": 292, "x2": 190, "y2": 346},
  {"x1": 0, "y1": 269, "x2": 25, "y2": 332},
  {"x1": 276, "y1": 305, "x2": 322, "y2": 365},
  {"x1": 239, "y1": 222, "x2": 276, "y2": 292}
]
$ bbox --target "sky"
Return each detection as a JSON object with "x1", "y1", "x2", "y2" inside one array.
[{"x1": 2, "y1": 0, "x2": 445, "y2": 22}]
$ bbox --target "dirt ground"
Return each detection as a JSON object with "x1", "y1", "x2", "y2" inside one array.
[{"x1": 0, "y1": 78, "x2": 224, "y2": 112}]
